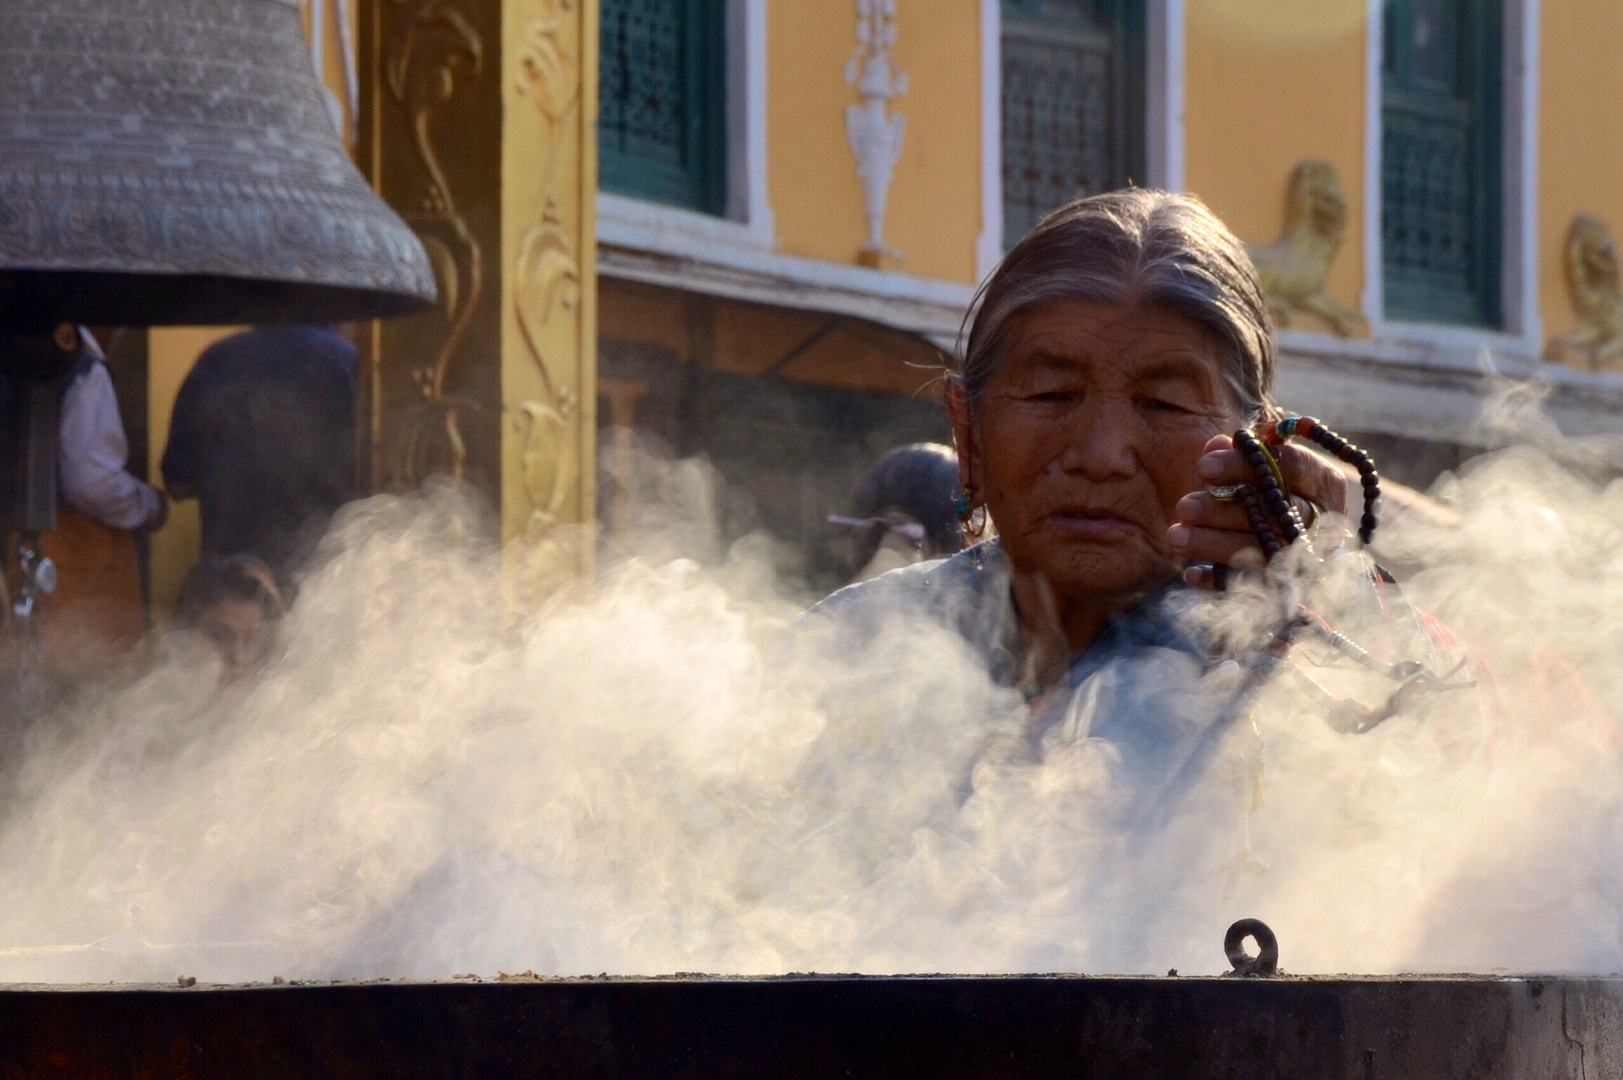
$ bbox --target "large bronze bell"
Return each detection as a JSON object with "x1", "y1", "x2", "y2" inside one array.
[{"x1": 0, "y1": 0, "x2": 435, "y2": 328}]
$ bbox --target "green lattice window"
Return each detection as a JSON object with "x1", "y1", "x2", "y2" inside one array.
[
  {"x1": 1381, "y1": 0, "x2": 1503, "y2": 326},
  {"x1": 599, "y1": 0, "x2": 726, "y2": 214},
  {"x1": 1000, "y1": 0, "x2": 1145, "y2": 246}
]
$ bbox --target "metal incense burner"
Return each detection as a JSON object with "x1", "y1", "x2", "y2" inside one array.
[{"x1": 0, "y1": 923, "x2": 1617, "y2": 1078}]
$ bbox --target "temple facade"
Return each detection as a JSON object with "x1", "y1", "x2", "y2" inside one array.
[{"x1": 127, "y1": 0, "x2": 1623, "y2": 606}]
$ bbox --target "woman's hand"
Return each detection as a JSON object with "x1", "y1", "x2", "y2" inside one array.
[{"x1": 1167, "y1": 433, "x2": 1351, "y2": 588}]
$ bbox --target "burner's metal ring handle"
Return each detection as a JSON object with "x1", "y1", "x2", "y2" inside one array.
[{"x1": 1224, "y1": 918, "x2": 1280, "y2": 976}]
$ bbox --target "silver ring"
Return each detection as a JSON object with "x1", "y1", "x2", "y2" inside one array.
[
  {"x1": 1292, "y1": 494, "x2": 1319, "y2": 529},
  {"x1": 1208, "y1": 484, "x2": 1246, "y2": 502}
]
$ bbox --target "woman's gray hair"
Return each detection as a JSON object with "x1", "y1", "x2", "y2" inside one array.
[{"x1": 958, "y1": 189, "x2": 1275, "y2": 419}]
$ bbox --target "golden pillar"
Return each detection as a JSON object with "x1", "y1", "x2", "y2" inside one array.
[{"x1": 359, "y1": 0, "x2": 597, "y2": 590}]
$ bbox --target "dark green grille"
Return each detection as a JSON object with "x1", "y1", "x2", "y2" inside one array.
[
  {"x1": 1381, "y1": 0, "x2": 1502, "y2": 326},
  {"x1": 599, "y1": 0, "x2": 726, "y2": 214},
  {"x1": 1000, "y1": 0, "x2": 1144, "y2": 247}
]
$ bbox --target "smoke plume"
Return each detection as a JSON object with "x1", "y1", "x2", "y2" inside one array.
[{"x1": 0, "y1": 408, "x2": 1618, "y2": 983}]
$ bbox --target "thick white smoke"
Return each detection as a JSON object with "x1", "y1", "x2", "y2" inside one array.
[{"x1": 0, "y1": 407, "x2": 1618, "y2": 984}]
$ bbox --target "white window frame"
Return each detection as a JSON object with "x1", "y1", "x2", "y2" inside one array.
[
  {"x1": 598, "y1": 0, "x2": 975, "y2": 340},
  {"x1": 1146, "y1": 0, "x2": 1187, "y2": 195},
  {"x1": 596, "y1": 0, "x2": 775, "y2": 254},
  {"x1": 974, "y1": 0, "x2": 1187, "y2": 283},
  {"x1": 1359, "y1": 0, "x2": 1542, "y2": 365},
  {"x1": 975, "y1": 0, "x2": 1004, "y2": 283}
]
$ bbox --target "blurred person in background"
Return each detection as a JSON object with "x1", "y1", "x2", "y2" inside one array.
[
  {"x1": 4, "y1": 327, "x2": 167, "y2": 682},
  {"x1": 161, "y1": 326, "x2": 356, "y2": 581},
  {"x1": 829, "y1": 442, "x2": 965, "y2": 582},
  {"x1": 170, "y1": 555, "x2": 286, "y2": 691}
]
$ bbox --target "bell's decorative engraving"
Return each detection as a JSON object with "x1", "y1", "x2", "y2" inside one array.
[{"x1": 0, "y1": 0, "x2": 435, "y2": 327}]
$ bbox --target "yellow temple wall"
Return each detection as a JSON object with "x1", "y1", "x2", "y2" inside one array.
[
  {"x1": 1537, "y1": 0, "x2": 1623, "y2": 344},
  {"x1": 768, "y1": 0, "x2": 984, "y2": 284},
  {"x1": 1183, "y1": 0, "x2": 1369, "y2": 335}
]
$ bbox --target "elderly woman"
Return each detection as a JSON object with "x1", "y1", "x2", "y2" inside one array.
[{"x1": 804, "y1": 190, "x2": 1373, "y2": 813}]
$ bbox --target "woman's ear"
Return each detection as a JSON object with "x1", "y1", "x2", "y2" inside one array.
[{"x1": 946, "y1": 380, "x2": 977, "y2": 493}]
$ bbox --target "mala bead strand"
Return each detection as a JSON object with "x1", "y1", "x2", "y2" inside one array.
[
  {"x1": 1236, "y1": 484, "x2": 1284, "y2": 563},
  {"x1": 1299, "y1": 420, "x2": 1380, "y2": 546},
  {"x1": 1233, "y1": 429, "x2": 1304, "y2": 545},
  {"x1": 1262, "y1": 416, "x2": 1382, "y2": 547}
]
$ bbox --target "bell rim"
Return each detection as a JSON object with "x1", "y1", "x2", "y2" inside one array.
[{"x1": 0, "y1": 268, "x2": 433, "y2": 329}]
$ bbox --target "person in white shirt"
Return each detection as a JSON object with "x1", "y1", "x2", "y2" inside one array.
[
  {"x1": 58, "y1": 328, "x2": 166, "y2": 534},
  {"x1": 12, "y1": 328, "x2": 168, "y2": 678}
]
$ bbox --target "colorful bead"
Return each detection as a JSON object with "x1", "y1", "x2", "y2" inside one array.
[{"x1": 1238, "y1": 415, "x2": 1380, "y2": 551}]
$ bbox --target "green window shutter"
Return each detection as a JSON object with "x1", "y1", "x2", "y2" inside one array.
[
  {"x1": 599, "y1": 0, "x2": 727, "y2": 215},
  {"x1": 1000, "y1": 0, "x2": 1146, "y2": 247},
  {"x1": 1381, "y1": 0, "x2": 1503, "y2": 327}
]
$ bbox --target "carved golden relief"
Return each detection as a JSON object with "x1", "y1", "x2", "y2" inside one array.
[
  {"x1": 1545, "y1": 214, "x2": 1623, "y2": 372},
  {"x1": 1248, "y1": 160, "x2": 1368, "y2": 338},
  {"x1": 514, "y1": 0, "x2": 579, "y2": 134},
  {"x1": 515, "y1": 199, "x2": 581, "y2": 534},
  {"x1": 510, "y1": 0, "x2": 586, "y2": 537},
  {"x1": 382, "y1": 0, "x2": 484, "y2": 486}
]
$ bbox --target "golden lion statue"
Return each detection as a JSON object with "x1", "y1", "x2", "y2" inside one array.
[
  {"x1": 1545, "y1": 214, "x2": 1623, "y2": 371},
  {"x1": 1248, "y1": 160, "x2": 1368, "y2": 337}
]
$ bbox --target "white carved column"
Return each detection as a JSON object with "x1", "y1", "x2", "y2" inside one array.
[{"x1": 844, "y1": 0, "x2": 907, "y2": 269}]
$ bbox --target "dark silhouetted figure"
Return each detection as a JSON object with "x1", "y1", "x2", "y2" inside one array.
[
  {"x1": 830, "y1": 442, "x2": 964, "y2": 582},
  {"x1": 162, "y1": 326, "x2": 355, "y2": 577}
]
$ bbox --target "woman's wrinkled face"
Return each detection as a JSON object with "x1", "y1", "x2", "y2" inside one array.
[{"x1": 955, "y1": 299, "x2": 1241, "y2": 601}]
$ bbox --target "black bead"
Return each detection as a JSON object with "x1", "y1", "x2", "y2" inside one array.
[
  {"x1": 1361, "y1": 474, "x2": 1380, "y2": 490},
  {"x1": 1257, "y1": 474, "x2": 1280, "y2": 491},
  {"x1": 1360, "y1": 512, "x2": 1378, "y2": 531}
]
